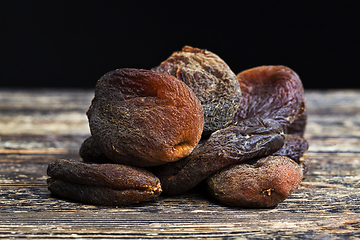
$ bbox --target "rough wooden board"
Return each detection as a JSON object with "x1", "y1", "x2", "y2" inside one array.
[
  {"x1": 1, "y1": 89, "x2": 360, "y2": 239},
  {"x1": 0, "y1": 89, "x2": 92, "y2": 135}
]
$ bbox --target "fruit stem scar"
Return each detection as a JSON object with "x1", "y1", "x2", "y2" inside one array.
[
  {"x1": 112, "y1": 145, "x2": 122, "y2": 154},
  {"x1": 261, "y1": 188, "x2": 275, "y2": 196}
]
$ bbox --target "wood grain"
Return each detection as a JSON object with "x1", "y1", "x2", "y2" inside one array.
[{"x1": 1, "y1": 89, "x2": 360, "y2": 239}]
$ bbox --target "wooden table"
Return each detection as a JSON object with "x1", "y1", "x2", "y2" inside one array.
[{"x1": 1, "y1": 89, "x2": 360, "y2": 239}]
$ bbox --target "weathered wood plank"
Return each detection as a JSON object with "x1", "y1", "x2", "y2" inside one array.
[
  {"x1": 1, "y1": 89, "x2": 360, "y2": 239},
  {"x1": 0, "y1": 89, "x2": 92, "y2": 135}
]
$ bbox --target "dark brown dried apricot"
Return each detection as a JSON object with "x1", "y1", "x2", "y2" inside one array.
[
  {"x1": 272, "y1": 134, "x2": 309, "y2": 162},
  {"x1": 155, "y1": 118, "x2": 284, "y2": 195},
  {"x1": 87, "y1": 68, "x2": 204, "y2": 167},
  {"x1": 153, "y1": 46, "x2": 241, "y2": 137},
  {"x1": 233, "y1": 65, "x2": 305, "y2": 131},
  {"x1": 47, "y1": 159, "x2": 162, "y2": 206},
  {"x1": 206, "y1": 156, "x2": 303, "y2": 208},
  {"x1": 285, "y1": 112, "x2": 307, "y2": 136},
  {"x1": 79, "y1": 136, "x2": 114, "y2": 164}
]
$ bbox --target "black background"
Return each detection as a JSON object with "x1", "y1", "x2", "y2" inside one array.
[{"x1": 1, "y1": 1, "x2": 359, "y2": 89}]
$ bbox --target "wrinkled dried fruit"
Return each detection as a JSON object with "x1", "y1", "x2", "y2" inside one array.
[
  {"x1": 233, "y1": 65, "x2": 305, "y2": 131},
  {"x1": 285, "y1": 112, "x2": 307, "y2": 136},
  {"x1": 153, "y1": 46, "x2": 241, "y2": 137},
  {"x1": 87, "y1": 68, "x2": 204, "y2": 167},
  {"x1": 155, "y1": 118, "x2": 284, "y2": 195},
  {"x1": 47, "y1": 159, "x2": 162, "y2": 206},
  {"x1": 79, "y1": 136, "x2": 114, "y2": 164},
  {"x1": 207, "y1": 156, "x2": 303, "y2": 208},
  {"x1": 272, "y1": 134, "x2": 309, "y2": 162}
]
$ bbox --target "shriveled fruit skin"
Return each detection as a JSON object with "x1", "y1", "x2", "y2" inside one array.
[
  {"x1": 79, "y1": 136, "x2": 114, "y2": 164},
  {"x1": 285, "y1": 112, "x2": 307, "y2": 137},
  {"x1": 87, "y1": 68, "x2": 204, "y2": 167},
  {"x1": 153, "y1": 46, "x2": 241, "y2": 137},
  {"x1": 207, "y1": 156, "x2": 303, "y2": 208},
  {"x1": 233, "y1": 65, "x2": 305, "y2": 131},
  {"x1": 272, "y1": 134, "x2": 309, "y2": 162},
  {"x1": 155, "y1": 118, "x2": 284, "y2": 195},
  {"x1": 47, "y1": 159, "x2": 162, "y2": 206}
]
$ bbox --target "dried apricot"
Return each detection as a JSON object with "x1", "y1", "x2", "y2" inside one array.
[
  {"x1": 47, "y1": 159, "x2": 162, "y2": 206},
  {"x1": 87, "y1": 68, "x2": 204, "y2": 167},
  {"x1": 233, "y1": 65, "x2": 305, "y2": 131},
  {"x1": 79, "y1": 136, "x2": 114, "y2": 164},
  {"x1": 285, "y1": 112, "x2": 307, "y2": 136},
  {"x1": 206, "y1": 156, "x2": 303, "y2": 208},
  {"x1": 272, "y1": 134, "x2": 309, "y2": 162},
  {"x1": 153, "y1": 46, "x2": 241, "y2": 137},
  {"x1": 155, "y1": 118, "x2": 284, "y2": 195}
]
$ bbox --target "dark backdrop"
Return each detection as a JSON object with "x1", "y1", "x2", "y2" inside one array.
[{"x1": 1, "y1": 1, "x2": 359, "y2": 89}]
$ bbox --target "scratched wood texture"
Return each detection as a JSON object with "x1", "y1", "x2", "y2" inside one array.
[{"x1": 1, "y1": 89, "x2": 360, "y2": 239}]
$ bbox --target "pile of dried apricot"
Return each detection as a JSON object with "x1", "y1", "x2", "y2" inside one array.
[{"x1": 47, "y1": 46, "x2": 309, "y2": 208}]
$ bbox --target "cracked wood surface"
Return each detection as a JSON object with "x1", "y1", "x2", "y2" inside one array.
[{"x1": 1, "y1": 89, "x2": 360, "y2": 239}]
